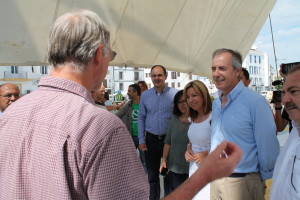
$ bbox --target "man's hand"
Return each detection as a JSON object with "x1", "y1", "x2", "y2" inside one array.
[
  {"x1": 200, "y1": 141, "x2": 243, "y2": 183},
  {"x1": 139, "y1": 144, "x2": 148, "y2": 151}
]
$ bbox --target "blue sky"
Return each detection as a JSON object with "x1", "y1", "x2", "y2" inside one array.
[{"x1": 253, "y1": 0, "x2": 300, "y2": 71}]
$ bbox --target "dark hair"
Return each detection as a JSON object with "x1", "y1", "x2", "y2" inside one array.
[
  {"x1": 129, "y1": 83, "x2": 141, "y2": 96},
  {"x1": 242, "y1": 67, "x2": 250, "y2": 80},
  {"x1": 151, "y1": 65, "x2": 167, "y2": 75},
  {"x1": 288, "y1": 64, "x2": 300, "y2": 74},
  {"x1": 173, "y1": 90, "x2": 184, "y2": 117},
  {"x1": 183, "y1": 80, "x2": 212, "y2": 121},
  {"x1": 212, "y1": 48, "x2": 243, "y2": 70}
]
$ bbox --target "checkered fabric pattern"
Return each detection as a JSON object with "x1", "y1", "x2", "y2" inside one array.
[{"x1": 0, "y1": 76, "x2": 149, "y2": 199}]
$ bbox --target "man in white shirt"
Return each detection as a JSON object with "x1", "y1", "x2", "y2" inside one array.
[{"x1": 271, "y1": 64, "x2": 300, "y2": 200}]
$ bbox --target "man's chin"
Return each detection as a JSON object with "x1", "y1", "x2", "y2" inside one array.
[{"x1": 286, "y1": 109, "x2": 300, "y2": 121}]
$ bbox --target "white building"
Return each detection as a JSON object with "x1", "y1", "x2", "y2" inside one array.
[
  {"x1": 144, "y1": 68, "x2": 199, "y2": 91},
  {"x1": 242, "y1": 47, "x2": 270, "y2": 92},
  {"x1": 0, "y1": 66, "x2": 49, "y2": 95},
  {"x1": 104, "y1": 66, "x2": 145, "y2": 95}
]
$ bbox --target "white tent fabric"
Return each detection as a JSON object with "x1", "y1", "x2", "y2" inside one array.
[{"x1": 0, "y1": 0, "x2": 276, "y2": 77}]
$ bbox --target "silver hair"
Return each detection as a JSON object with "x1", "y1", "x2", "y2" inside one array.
[
  {"x1": 47, "y1": 9, "x2": 110, "y2": 72},
  {"x1": 212, "y1": 48, "x2": 243, "y2": 70}
]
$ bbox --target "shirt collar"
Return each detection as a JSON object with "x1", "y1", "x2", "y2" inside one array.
[
  {"x1": 38, "y1": 76, "x2": 94, "y2": 104},
  {"x1": 218, "y1": 80, "x2": 244, "y2": 101},
  {"x1": 154, "y1": 85, "x2": 169, "y2": 94},
  {"x1": 292, "y1": 120, "x2": 300, "y2": 136}
]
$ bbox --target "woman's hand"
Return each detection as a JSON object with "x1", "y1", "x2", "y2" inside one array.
[
  {"x1": 159, "y1": 159, "x2": 167, "y2": 172},
  {"x1": 194, "y1": 151, "x2": 209, "y2": 164},
  {"x1": 185, "y1": 144, "x2": 194, "y2": 162}
]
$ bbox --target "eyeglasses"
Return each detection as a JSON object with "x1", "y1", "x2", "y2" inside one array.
[
  {"x1": 0, "y1": 93, "x2": 21, "y2": 99},
  {"x1": 110, "y1": 50, "x2": 117, "y2": 61},
  {"x1": 178, "y1": 100, "x2": 186, "y2": 105}
]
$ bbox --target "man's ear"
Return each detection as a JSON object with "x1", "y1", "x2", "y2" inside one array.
[
  {"x1": 94, "y1": 44, "x2": 105, "y2": 65},
  {"x1": 235, "y1": 67, "x2": 242, "y2": 77},
  {"x1": 246, "y1": 79, "x2": 251, "y2": 87}
]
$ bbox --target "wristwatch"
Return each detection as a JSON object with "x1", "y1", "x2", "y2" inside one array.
[{"x1": 275, "y1": 106, "x2": 282, "y2": 110}]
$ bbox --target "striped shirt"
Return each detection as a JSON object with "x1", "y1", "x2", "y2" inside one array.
[
  {"x1": 138, "y1": 86, "x2": 177, "y2": 144},
  {"x1": 0, "y1": 76, "x2": 149, "y2": 199}
]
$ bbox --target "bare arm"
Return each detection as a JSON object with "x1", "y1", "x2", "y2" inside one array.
[
  {"x1": 273, "y1": 102, "x2": 288, "y2": 132},
  {"x1": 162, "y1": 141, "x2": 242, "y2": 200}
]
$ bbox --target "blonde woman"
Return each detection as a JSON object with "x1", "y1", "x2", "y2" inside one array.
[{"x1": 184, "y1": 80, "x2": 212, "y2": 200}]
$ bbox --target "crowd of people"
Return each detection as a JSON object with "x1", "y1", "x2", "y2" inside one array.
[{"x1": 0, "y1": 9, "x2": 299, "y2": 200}]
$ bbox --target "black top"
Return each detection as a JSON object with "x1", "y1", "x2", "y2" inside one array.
[{"x1": 282, "y1": 108, "x2": 293, "y2": 132}]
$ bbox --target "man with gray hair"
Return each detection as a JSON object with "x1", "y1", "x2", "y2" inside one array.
[
  {"x1": 270, "y1": 64, "x2": 300, "y2": 199},
  {"x1": 0, "y1": 10, "x2": 149, "y2": 199},
  {"x1": 210, "y1": 48, "x2": 279, "y2": 200}
]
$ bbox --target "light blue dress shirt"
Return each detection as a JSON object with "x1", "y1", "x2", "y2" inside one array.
[
  {"x1": 211, "y1": 81, "x2": 280, "y2": 180},
  {"x1": 138, "y1": 86, "x2": 177, "y2": 144}
]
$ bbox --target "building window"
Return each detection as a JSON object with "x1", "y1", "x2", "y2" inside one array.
[
  {"x1": 259, "y1": 78, "x2": 263, "y2": 85},
  {"x1": 177, "y1": 82, "x2": 180, "y2": 88},
  {"x1": 11, "y1": 66, "x2": 18, "y2": 74},
  {"x1": 41, "y1": 66, "x2": 48, "y2": 74},
  {"x1": 134, "y1": 72, "x2": 139, "y2": 81},
  {"x1": 171, "y1": 72, "x2": 177, "y2": 79},
  {"x1": 171, "y1": 82, "x2": 175, "y2": 88},
  {"x1": 177, "y1": 72, "x2": 180, "y2": 77},
  {"x1": 119, "y1": 83, "x2": 124, "y2": 91},
  {"x1": 189, "y1": 73, "x2": 192, "y2": 80},
  {"x1": 249, "y1": 55, "x2": 252, "y2": 63},
  {"x1": 254, "y1": 56, "x2": 257, "y2": 63},
  {"x1": 259, "y1": 56, "x2": 261, "y2": 64},
  {"x1": 119, "y1": 72, "x2": 123, "y2": 80}
]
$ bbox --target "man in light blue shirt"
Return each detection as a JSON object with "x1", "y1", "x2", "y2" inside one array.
[
  {"x1": 138, "y1": 65, "x2": 177, "y2": 200},
  {"x1": 210, "y1": 48, "x2": 279, "y2": 200}
]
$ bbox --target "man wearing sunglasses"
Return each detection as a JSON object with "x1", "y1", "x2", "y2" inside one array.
[
  {"x1": 0, "y1": 83, "x2": 20, "y2": 114},
  {"x1": 271, "y1": 64, "x2": 300, "y2": 200}
]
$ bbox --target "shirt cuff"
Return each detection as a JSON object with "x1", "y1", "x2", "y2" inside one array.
[{"x1": 260, "y1": 170, "x2": 274, "y2": 180}]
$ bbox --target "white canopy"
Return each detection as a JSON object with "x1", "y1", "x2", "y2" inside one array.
[{"x1": 0, "y1": 0, "x2": 276, "y2": 77}]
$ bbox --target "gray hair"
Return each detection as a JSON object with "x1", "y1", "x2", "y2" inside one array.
[
  {"x1": 212, "y1": 48, "x2": 243, "y2": 70},
  {"x1": 47, "y1": 9, "x2": 110, "y2": 72}
]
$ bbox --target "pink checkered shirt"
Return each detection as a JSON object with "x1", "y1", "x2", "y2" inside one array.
[{"x1": 0, "y1": 76, "x2": 149, "y2": 199}]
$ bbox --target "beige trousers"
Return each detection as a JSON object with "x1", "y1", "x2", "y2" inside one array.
[{"x1": 210, "y1": 172, "x2": 265, "y2": 200}]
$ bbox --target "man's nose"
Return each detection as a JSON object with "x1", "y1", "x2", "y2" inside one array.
[{"x1": 282, "y1": 92, "x2": 291, "y2": 105}]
